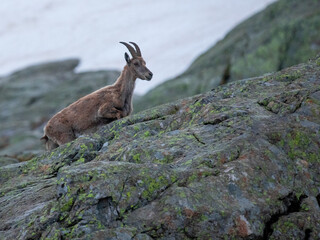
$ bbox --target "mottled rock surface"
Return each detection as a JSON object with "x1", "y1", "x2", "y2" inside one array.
[
  {"x1": 134, "y1": 0, "x2": 320, "y2": 112},
  {"x1": 0, "y1": 59, "x2": 119, "y2": 159},
  {"x1": 1, "y1": 57, "x2": 319, "y2": 239}
]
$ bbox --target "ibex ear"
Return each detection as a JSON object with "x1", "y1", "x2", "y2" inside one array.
[{"x1": 124, "y1": 52, "x2": 131, "y2": 65}]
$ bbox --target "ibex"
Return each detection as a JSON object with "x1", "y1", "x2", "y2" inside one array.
[{"x1": 41, "y1": 42, "x2": 153, "y2": 150}]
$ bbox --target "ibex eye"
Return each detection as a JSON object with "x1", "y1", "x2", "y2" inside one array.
[{"x1": 134, "y1": 62, "x2": 139, "y2": 66}]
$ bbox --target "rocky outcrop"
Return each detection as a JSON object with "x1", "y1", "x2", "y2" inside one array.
[
  {"x1": 1, "y1": 56, "x2": 319, "y2": 239},
  {"x1": 0, "y1": 59, "x2": 119, "y2": 160},
  {"x1": 134, "y1": 0, "x2": 320, "y2": 112}
]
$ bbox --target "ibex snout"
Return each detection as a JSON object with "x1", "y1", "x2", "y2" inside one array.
[{"x1": 146, "y1": 71, "x2": 153, "y2": 81}]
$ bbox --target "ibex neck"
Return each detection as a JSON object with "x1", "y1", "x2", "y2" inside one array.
[{"x1": 114, "y1": 65, "x2": 136, "y2": 102}]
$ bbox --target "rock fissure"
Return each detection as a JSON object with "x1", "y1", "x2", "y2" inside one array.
[
  {"x1": 316, "y1": 194, "x2": 320, "y2": 208},
  {"x1": 203, "y1": 114, "x2": 229, "y2": 125},
  {"x1": 117, "y1": 177, "x2": 129, "y2": 205},
  {"x1": 304, "y1": 228, "x2": 312, "y2": 240},
  {"x1": 97, "y1": 196, "x2": 120, "y2": 226},
  {"x1": 262, "y1": 192, "x2": 308, "y2": 240},
  {"x1": 191, "y1": 132, "x2": 206, "y2": 145}
]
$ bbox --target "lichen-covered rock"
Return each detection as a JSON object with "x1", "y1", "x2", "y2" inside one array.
[
  {"x1": 134, "y1": 0, "x2": 320, "y2": 112},
  {"x1": 1, "y1": 57, "x2": 320, "y2": 239}
]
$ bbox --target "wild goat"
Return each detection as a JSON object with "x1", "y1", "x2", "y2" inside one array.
[{"x1": 41, "y1": 42, "x2": 153, "y2": 150}]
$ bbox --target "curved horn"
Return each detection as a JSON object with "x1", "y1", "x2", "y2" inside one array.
[
  {"x1": 129, "y1": 42, "x2": 141, "y2": 57},
  {"x1": 119, "y1": 42, "x2": 137, "y2": 58}
]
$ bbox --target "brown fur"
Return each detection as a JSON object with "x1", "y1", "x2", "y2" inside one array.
[{"x1": 42, "y1": 42, "x2": 152, "y2": 150}]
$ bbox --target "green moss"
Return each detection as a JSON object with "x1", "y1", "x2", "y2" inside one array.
[
  {"x1": 61, "y1": 197, "x2": 74, "y2": 212},
  {"x1": 140, "y1": 175, "x2": 171, "y2": 201},
  {"x1": 265, "y1": 149, "x2": 273, "y2": 159},
  {"x1": 308, "y1": 152, "x2": 320, "y2": 163},
  {"x1": 220, "y1": 210, "x2": 226, "y2": 217},
  {"x1": 97, "y1": 220, "x2": 105, "y2": 230},
  {"x1": 87, "y1": 193, "x2": 94, "y2": 199},
  {"x1": 157, "y1": 130, "x2": 165, "y2": 137},
  {"x1": 194, "y1": 101, "x2": 202, "y2": 108},
  {"x1": 279, "y1": 139, "x2": 285, "y2": 147},
  {"x1": 285, "y1": 131, "x2": 320, "y2": 163},
  {"x1": 126, "y1": 191, "x2": 131, "y2": 198},
  {"x1": 132, "y1": 153, "x2": 141, "y2": 163},
  {"x1": 144, "y1": 131, "x2": 151, "y2": 137},
  {"x1": 277, "y1": 70, "x2": 302, "y2": 82},
  {"x1": 79, "y1": 192, "x2": 94, "y2": 201},
  {"x1": 154, "y1": 154, "x2": 174, "y2": 164},
  {"x1": 188, "y1": 173, "x2": 198, "y2": 183},
  {"x1": 283, "y1": 221, "x2": 296, "y2": 229},
  {"x1": 288, "y1": 132, "x2": 310, "y2": 149},
  {"x1": 21, "y1": 157, "x2": 40, "y2": 174},
  {"x1": 200, "y1": 214, "x2": 209, "y2": 221},
  {"x1": 178, "y1": 191, "x2": 186, "y2": 198},
  {"x1": 77, "y1": 157, "x2": 85, "y2": 163},
  {"x1": 170, "y1": 175, "x2": 177, "y2": 182},
  {"x1": 301, "y1": 203, "x2": 310, "y2": 211},
  {"x1": 110, "y1": 127, "x2": 120, "y2": 140}
]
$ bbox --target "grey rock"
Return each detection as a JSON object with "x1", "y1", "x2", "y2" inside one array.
[{"x1": 0, "y1": 56, "x2": 320, "y2": 239}]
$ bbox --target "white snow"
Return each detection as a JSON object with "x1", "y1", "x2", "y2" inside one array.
[{"x1": 0, "y1": 0, "x2": 276, "y2": 94}]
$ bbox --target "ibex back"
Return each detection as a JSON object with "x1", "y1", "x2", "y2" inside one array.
[{"x1": 41, "y1": 42, "x2": 153, "y2": 150}]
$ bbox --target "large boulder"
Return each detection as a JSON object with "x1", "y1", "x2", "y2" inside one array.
[
  {"x1": 134, "y1": 0, "x2": 320, "y2": 112},
  {"x1": 1, "y1": 56, "x2": 319, "y2": 239}
]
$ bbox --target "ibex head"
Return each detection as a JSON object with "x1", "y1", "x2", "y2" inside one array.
[{"x1": 120, "y1": 42, "x2": 153, "y2": 81}]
